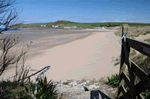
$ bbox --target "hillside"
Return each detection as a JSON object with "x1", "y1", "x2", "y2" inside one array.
[{"x1": 18, "y1": 20, "x2": 150, "y2": 28}]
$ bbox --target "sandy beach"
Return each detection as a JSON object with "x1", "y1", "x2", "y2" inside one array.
[
  {"x1": 27, "y1": 29, "x2": 121, "y2": 81},
  {"x1": 1, "y1": 29, "x2": 121, "y2": 81}
]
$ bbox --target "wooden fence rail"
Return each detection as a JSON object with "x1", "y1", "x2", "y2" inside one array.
[{"x1": 117, "y1": 24, "x2": 150, "y2": 99}]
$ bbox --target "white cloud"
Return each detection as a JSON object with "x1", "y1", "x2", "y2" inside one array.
[
  {"x1": 99, "y1": 20, "x2": 107, "y2": 22},
  {"x1": 114, "y1": 19, "x2": 122, "y2": 22},
  {"x1": 114, "y1": 19, "x2": 119, "y2": 22}
]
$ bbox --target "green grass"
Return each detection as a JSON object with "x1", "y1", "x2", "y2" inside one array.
[
  {"x1": 0, "y1": 76, "x2": 58, "y2": 99},
  {"x1": 105, "y1": 74, "x2": 120, "y2": 88},
  {"x1": 19, "y1": 20, "x2": 150, "y2": 28}
]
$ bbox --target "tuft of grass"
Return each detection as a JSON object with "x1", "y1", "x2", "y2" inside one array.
[
  {"x1": 114, "y1": 61, "x2": 120, "y2": 66},
  {"x1": 114, "y1": 57, "x2": 120, "y2": 66},
  {"x1": 105, "y1": 74, "x2": 120, "y2": 88},
  {"x1": 0, "y1": 76, "x2": 59, "y2": 99},
  {"x1": 114, "y1": 26, "x2": 150, "y2": 38},
  {"x1": 89, "y1": 78, "x2": 99, "y2": 84},
  {"x1": 130, "y1": 49, "x2": 137, "y2": 57},
  {"x1": 131, "y1": 53, "x2": 150, "y2": 74},
  {"x1": 81, "y1": 78, "x2": 87, "y2": 82},
  {"x1": 0, "y1": 80, "x2": 26, "y2": 98},
  {"x1": 21, "y1": 76, "x2": 58, "y2": 99}
]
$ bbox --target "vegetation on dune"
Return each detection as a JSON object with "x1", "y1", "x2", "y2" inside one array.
[
  {"x1": 0, "y1": 35, "x2": 59, "y2": 99},
  {"x1": 0, "y1": 76, "x2": 58, "y2": 99},
  {"x1": 105, "y1": 74, "x2": 120, "y2": 88},
  {"x1": 109, "y1": 25, "x2": 150, "y2": 98},
  {"x1": 114, "y1": 26, "x2": 150, "y2": 37},
  {"x1": 21, "y1": 76, "x2": 58, "y2": 99},
  {"x1": 109, "y1": 48, "x2": 150, "y2": 98}
]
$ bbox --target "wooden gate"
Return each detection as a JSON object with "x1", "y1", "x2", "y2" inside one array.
[{"x1": 117, "y1": 24, "x2": 150, "y2": 99}]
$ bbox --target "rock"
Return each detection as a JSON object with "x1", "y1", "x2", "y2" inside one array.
[
  {"x1": 84, "y1": 86, "x2": 89, "y2": 91},
  {"x1": 56, "y1": 83, "x2": 62, "y2": 87},
  {"x1": 54, "y1": 79, "x2": 117, "y2": 99},
  {"x1": 86, "y1": 80, "x2": 90, "y2": 84},
  {"x1": 60, "y1": 79, "x2": 72, "y2": 85},
  {"x1": 93, "y1": 83, "x2": 99, "y2": 86},
  {"x1": 88, "y1": 85, "x2": 100, "y2": 90},
  {"x1": 76, "y1": 80, "x2": 82, "y2": 84},
  {"x1": 79, "y1": 82, "x2": 87, "y2": 86},
  {"x1": 69, "y1": 81, "x2": 77, "y2": 86}
]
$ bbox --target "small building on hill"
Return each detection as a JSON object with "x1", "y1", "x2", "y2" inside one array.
[
  {"x1": 54, "y1": 25, "x2": 59, "y2": 28},
  {"x1": 64, "y1": 27, "x2": 71, "y2": 29},
  {"x1": 41, "y1": 25, "x2": 46, "y2": 27},
  {"x1": 71, "y1": 26, "x2": 77, "y2": 29}
]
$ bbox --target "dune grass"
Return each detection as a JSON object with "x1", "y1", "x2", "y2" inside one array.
[
  {"x1": 114, "y1": 26, "x2": 150, "y2": 38},
  {"x1": 0, "y1": 76, "x2": 58, "y2": 99}
]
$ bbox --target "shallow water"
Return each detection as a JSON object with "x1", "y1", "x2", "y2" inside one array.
[{"x1": 2, "y1": 29, "x2": 90, "y2": 44}]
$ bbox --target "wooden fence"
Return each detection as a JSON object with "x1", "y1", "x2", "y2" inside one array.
[{"x1": 117, "y1": 24, "x2": 150, "y2": 99}]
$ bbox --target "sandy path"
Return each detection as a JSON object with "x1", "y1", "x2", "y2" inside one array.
[{"x1": 27, "y1": 30, "x2": 121, "y2": 81}]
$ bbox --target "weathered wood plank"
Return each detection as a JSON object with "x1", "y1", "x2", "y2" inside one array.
[
  {"x1": 137, "y1": 94, "x2": 144, "y2": 99},
  {"x1": 131, "y1": 61, "x2": 148, "y2": 81},
  {"x1": 120, "y1": 77, "x2": 150, "y2": 98},
  {"x1": 119, "y1": 72, "x2": 131, "y2": 89},
  {"x1": 126, "y1": 38, "x2": 150, "y2": 57},
  {"x1": 117, "y1": 25, "x2": 150, "y2": 98},
  {"x1": 123, "y1": 40, "x2": 137, "y2": 99},
  {"x1": 118, "y1": 85, "x2": 129, "y2": 99},
  {"x1": 117, "y1": 25, "x2": 126, "y2": 97}
]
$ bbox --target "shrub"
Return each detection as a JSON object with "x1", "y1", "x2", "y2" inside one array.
[
  {"x1": 22, "y1": 76, "x2": 58, "y2": 99},
  {"x1": 0, "y1": 80, "x2": 26, "y2": 98}
]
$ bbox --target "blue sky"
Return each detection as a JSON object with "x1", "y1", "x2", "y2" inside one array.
[{"x1": 15, "y1": 0, "x2": 150, "y2": 23}]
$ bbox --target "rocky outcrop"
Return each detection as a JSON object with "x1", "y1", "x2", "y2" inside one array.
[{"x1": 54, "y1": 80, "x2": 118, "y2": 99}]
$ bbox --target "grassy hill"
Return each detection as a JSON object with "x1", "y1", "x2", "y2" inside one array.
[{"x1": 18, "y1": 20, "x2": 150, "y2": 28}]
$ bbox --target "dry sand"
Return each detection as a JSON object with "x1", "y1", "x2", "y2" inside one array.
[
  {"x1": 26, "y1": 29, "x2": 121, "y2": 81},
  {"x1": 1, "y1": 29, "x2": 121, "y2": 81}
]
